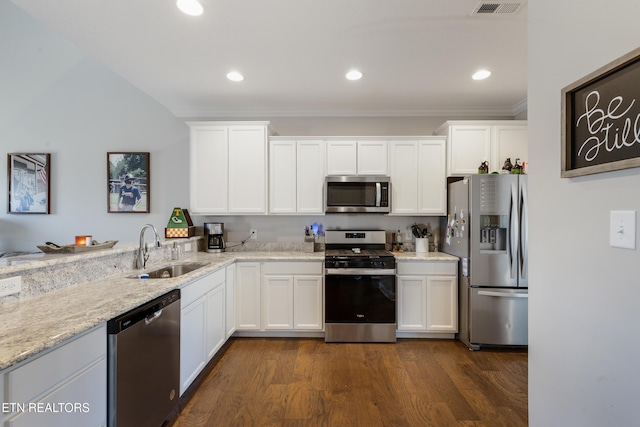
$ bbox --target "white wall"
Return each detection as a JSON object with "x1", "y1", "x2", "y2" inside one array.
[
  {"x1": 529, "y1": 1, "x2": 640, "y2": 426},
  {"x1": 0, "y1": 1, "x2": 189, "y2": 251}
]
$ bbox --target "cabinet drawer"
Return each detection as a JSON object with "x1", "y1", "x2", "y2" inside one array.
[
  {"x1": 6, "y1": 324, "x2": 106, "y2": 404},
  {"x1": 181, "y1": 268, "x2": 225, "y2": 307},
  {"x1": 262, "y1": 262, "x2": 322, "y2": 275},
  {"x1": 397, "y1": 262, "x2": 457, "y2": 276}
]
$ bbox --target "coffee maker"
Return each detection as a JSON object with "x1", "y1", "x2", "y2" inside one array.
[{"x1": 204, "y1": 223, "x2": 225, "y2": 253}]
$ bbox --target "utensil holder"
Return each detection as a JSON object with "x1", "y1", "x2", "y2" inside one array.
[
  {"x1": 415, "y1": 238, "x2": 429, "y2": 253},
  {"x1": 304, "y1": 236, "x2": 315, "y2": 253}
]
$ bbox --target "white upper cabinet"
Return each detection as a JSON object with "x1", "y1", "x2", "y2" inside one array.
[
  {"x1": 388, "y1": 138, "x2": 446, "y2": 215},
  {"x1": 188, "y1": 121, "x2": 270, "y2": 215},
  {"x1": 228, "y1": 126, "x2": 269, "y2": 213},
  {"x1": 269, "y1": 138, "x2": 325, "y2": 214},
  {"x1": 189, "y1": 126, "x2": 228, "y2": 214},
  {"x1": 356, "y1": 140, "x2": 388, "y2": 175},
  {"x1": 326, "y1": 140, "x2": 357, "y2": 175},
  {"x1": 436, "y1": 120, "x2": 527, "y2": 176},
  {"x1": 326, "y1": 138, "x2": 388, "y2": 175},
  {"x1": 492, "y1": 124, "x2": 528, "y2": 171}
]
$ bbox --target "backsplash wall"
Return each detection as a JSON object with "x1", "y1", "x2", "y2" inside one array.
[{"x1": 193, "y1": 214, "x2": 443, "y2": 251}]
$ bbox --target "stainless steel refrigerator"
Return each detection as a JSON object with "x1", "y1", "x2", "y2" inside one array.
[{"x1": 442, "y1": 174, "x2": 528, "y2": 350}]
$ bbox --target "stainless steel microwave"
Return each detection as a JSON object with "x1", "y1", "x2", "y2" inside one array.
[{"x1": 324, "y1": 176, "x2": 391, "y2": 213}]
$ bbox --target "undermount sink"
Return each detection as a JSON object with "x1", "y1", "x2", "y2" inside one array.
[{"x1": 135, "y1": 262, "x2": 208, "y2": 279}]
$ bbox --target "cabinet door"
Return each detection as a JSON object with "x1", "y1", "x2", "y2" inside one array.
[
  {"x1": 492, "y1": 125, "x2": 528, "y2": 171},
  {"x1": 297, "y1": 140, "x2": 325, "y2": 213},
  {"x1": 448, "y1": 126, "x2": 491, "y2": 176},
  {"x1": 418, "y1": 139, "x2": 446, "y2": 215},
  {"x1": 228, "y1": 126, "x2": 268, "y2": 213},
  {"x1": 225, "y1": 263, "x2": 236, "y2": 339},
  {"x1": 180, "y1": 296, "x2": 206, "y2": 395},
  {"x1": 426, "y1": 276, "x2": 458, "y2": 332},
  {"x1": 326, "y1": 140, "x2": 357, "y2": 175},
  {"x1": 357, "y1": 140, "x2": 388, "y2": 175},
  {"x1": 7, "y1": 360, "x2": 107, "y2": 427},
  {"x1": 388, "y1": 140, "x2": 419, "y2": 214},
  {"x1": 190, "y1": 126, "x2": 228, "y2": 214},
  {"x1": 293, "y1": 275, "x2": 323, "y2": 330},
  {"x1": 397, "y1": 275, "x2": 427, "y2": 331},
  {"x1": 206, "y1": 283, "x2": 226, "y2": 361},
  {"x1": 263, "y1": 275, "x2": 294, "y2": 329},
  {"x1": 269, "y1": 140, "x2": 297, "y2": 214},
  {"x1": 236, "y1": 262, "x2": 261, "y2": 330}
]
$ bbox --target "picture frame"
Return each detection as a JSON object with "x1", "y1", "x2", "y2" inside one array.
[
  {"x1": 7, "y1": 153, "x2": 51, "y2": 214},
  {"x1": 107, "y1": 152, "x2": 150, "y2": 213},
  {"x1": 562, "y1": 46, "x2": 640, "y2": 178}
]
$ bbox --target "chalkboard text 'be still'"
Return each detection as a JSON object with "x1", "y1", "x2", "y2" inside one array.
[{"x1": 576, "y1": 90, "x2": 640, "y2": 162}]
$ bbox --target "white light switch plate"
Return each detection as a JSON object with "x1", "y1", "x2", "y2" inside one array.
[{"x1": 610, "y1": 210, "x2": 636, "y2": 249}]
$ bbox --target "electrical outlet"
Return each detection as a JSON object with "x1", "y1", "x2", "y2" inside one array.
[
  {"x1": 184, "y1": 243, "x2": 192, "y2": 252},
  {"x1": 250, "y1": 229, "x2": 257, "y2": 240},
  {"x1": 0, "y1": 276, "x2": 22, "y2": 297}
]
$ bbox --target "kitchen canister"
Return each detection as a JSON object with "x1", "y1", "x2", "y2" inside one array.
[{"x1": 415, "y1": 237, "x2": 429, "y2": 253}]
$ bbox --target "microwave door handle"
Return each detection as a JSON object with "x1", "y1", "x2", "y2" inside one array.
[{"x1": 376, "y1": 182, "x2": 381, "y2": 207}]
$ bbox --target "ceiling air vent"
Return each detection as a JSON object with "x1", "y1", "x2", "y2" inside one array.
[{"x1": 472, "y1": 2, "x2": 524, "y2": 15}]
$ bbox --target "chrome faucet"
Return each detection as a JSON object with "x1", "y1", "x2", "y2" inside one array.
[{"x1": 138, "y1": 224, "x2": 161, "y2": 269}]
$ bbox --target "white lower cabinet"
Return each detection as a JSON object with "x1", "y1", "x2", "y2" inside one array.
[
  {"x1": 397, "y1": 261, "x2": 458, "y2": 334},
  {"x1": 180, "y1": 268, "x2": 226, "y2": 395},
  {"x1": 238, "y1": 261, "x2": 323, "y2": 333},
  {"x1": 293, "y1": 275, "x2": 323, "y2": 330},
  {"x1": 225, "y1": 263, "x2": 236, "y2": 339},
  {"x1": 236, "y1": 262, "x2": 262, "y2": 330},
  {"x1": 1, "y1": 324, "x2": 106, "y2": 427}
]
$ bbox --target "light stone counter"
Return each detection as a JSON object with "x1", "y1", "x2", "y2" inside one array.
[
  {"x1": 392, "y1": 251, "x2": 459, "y2": 262},
  {"x1": 0, "y1": 250, "x2": 324, "y2": 370},
  {"x1": 0, "y1": 248, "x2": 455, "y2": 370}
]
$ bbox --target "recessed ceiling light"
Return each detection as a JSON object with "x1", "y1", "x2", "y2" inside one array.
[
  {"x1": 346, "y1": 70, "x2": 363, "y2": 81},
  {"x1": 472, "y1": 69, "x2": 491, "y2": 80},
  {"x1": 176, "y1": 0, "x2": 204, "y2": 16},
  {"x1": 226, "y1": 71, "x2": 244, "y2": 82}
]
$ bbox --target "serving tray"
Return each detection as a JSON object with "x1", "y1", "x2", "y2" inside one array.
[{"x1": 37, "y1": 240, "x2": 118, "y2": 254}]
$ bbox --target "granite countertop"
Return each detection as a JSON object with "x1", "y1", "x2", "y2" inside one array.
[
  {"x1": 392, "y1": 251, "x2": 458, "y2": 261},
  {"x1": 0, "y1": 250, "x2": 456, "y2": 371}
]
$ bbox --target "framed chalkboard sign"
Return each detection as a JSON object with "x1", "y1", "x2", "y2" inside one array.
[{"x1": 562, "y1": 46, "x2": 640, "y2": 178}]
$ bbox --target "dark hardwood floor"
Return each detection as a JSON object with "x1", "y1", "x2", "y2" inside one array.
[{"x1": 172, "y1": 338, "x2": 528, "y2": 427}]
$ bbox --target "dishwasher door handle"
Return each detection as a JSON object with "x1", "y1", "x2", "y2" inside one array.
[{"x1": 145, "y1": 309, "x2": 163, "y2": 325}]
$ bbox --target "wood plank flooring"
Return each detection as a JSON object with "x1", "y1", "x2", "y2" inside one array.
[{"x1": 171, "y1": 338, "x2": 528, "y2": 427}]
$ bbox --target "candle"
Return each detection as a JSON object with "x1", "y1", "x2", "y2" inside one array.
[{"x1": 75, "y1": 235, "x2": 92, "y2": 246}]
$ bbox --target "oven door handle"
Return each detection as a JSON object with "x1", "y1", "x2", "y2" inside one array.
[{"x1": 325, "y1": 268, "x2": 396, "y2": 276}]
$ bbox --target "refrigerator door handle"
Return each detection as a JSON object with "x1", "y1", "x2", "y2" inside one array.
[
  {"x1": 478, "y1": 290, "x2": 528, "y2": 298},
  {"x1": 509, "y1": 183, "x2": 518, "y2": 279},
  {"x1": 520, "y1": 179, "x2": 528, "y2": 281}
]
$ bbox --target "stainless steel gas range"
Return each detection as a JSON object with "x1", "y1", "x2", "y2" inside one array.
[{"x1": 324, "y1": 230, "x2": 397, "y2": 343}]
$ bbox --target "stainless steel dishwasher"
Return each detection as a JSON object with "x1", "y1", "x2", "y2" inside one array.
[{"x1": 107, "y1": 289, "x2": 180, "y2": 427}]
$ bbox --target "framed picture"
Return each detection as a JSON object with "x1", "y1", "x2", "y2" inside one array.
[
  {"x1": 562, "y1": 46, "x2": 640, "y2": 178},
  {"x1": 107, "y1": 152, "x2": 150, "y2": 213},
  {"x1": 7, "y1": 153, "x2": 50, "y2": 214}
]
